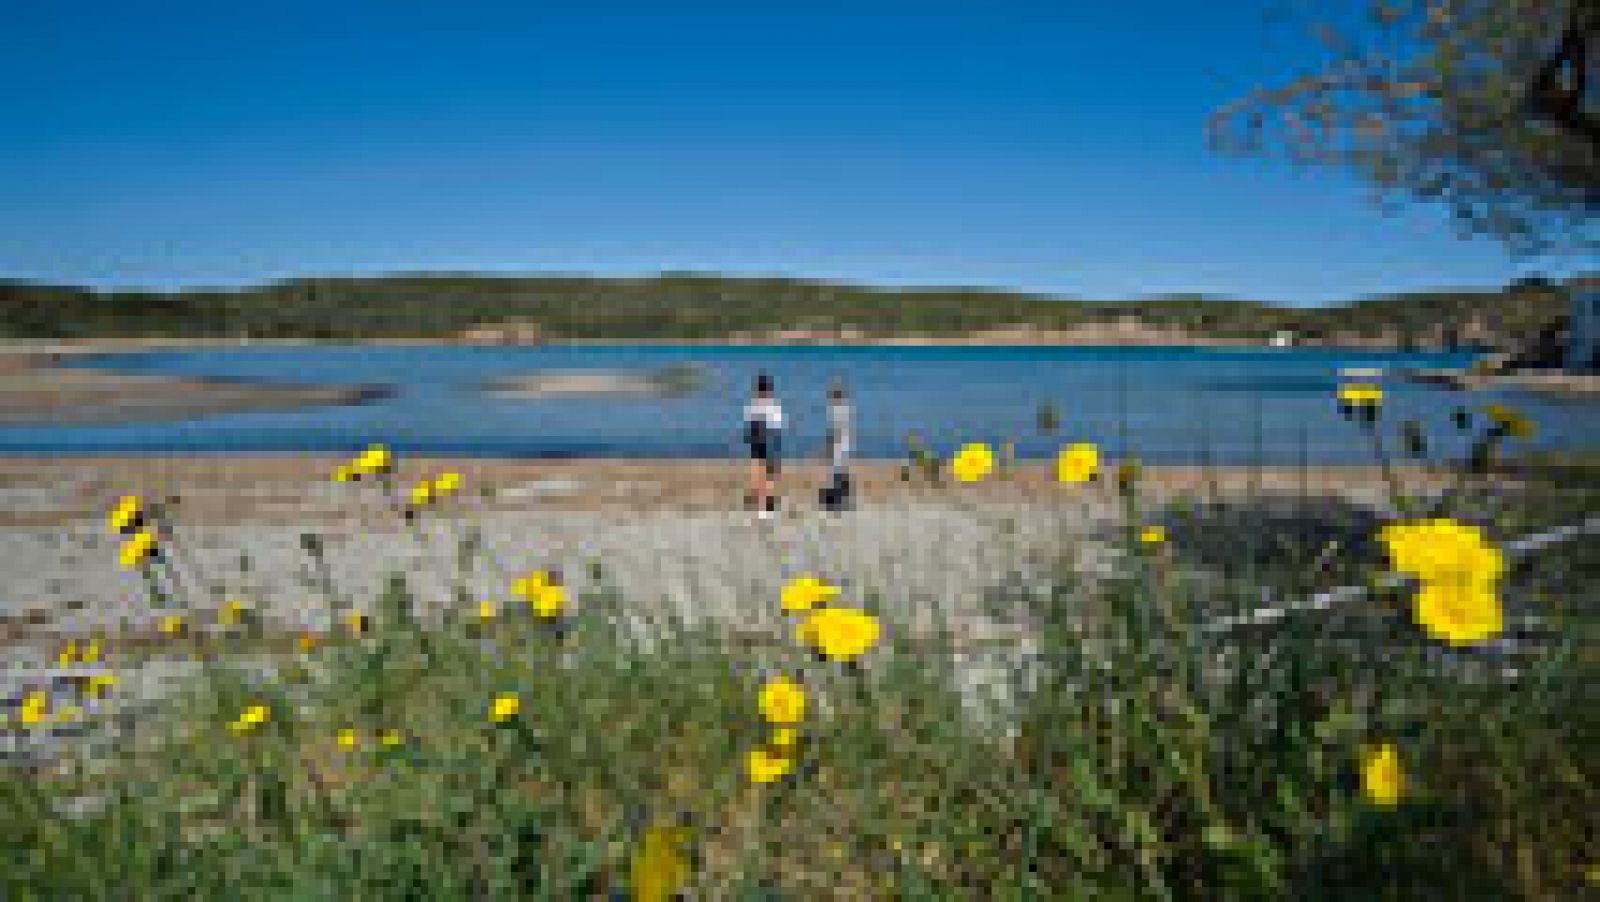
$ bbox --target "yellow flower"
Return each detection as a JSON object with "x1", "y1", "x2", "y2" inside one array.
[
  {"x1": 491, "y1": 693, "x2": 521, "y2": 723},
  {"x1": 332, "y1": 464, "x2": 355, "y2": 483},
  {"x1": 81, "y1": 640, "x2": 101, "y2": 664},
  {"x1": 1338, "y1": 382, "x2": 1383, "y2": 407},
  {"x1": 1139, "y1": 525, "x2": 1167, "y2": 545},
  {"x1": 89, "y1": 674, "x2": 118, "y2": 696},
  {"x1": 515, "y1": 572, "x2": 567, "y2": 618},
  {"x1": 107, "y1": 495, "x2": 143, "y2": 534},
  {"x1": 1055, "y1": 443, "x2": 1100, "y2": 484},
  {"x1": 758, "y1": 676, "x2": 807, "y2": 725},
  {"x1": 298, "y1": 631, "x2": 320, "y2": 653},
  {"x1": 478, "y1": 599, "x2": 497, "y2": 621},
  {"x1": 770, "y1": 727, "x2": 798, "y2": 749},
  {"x1": 119, "y1": 530, "x2": 158, "y2": 569},
  {"x1": 951, "y1": 443, "x2": 994, "y2": 483},
  {"x1": 1414, "y1": 578, "x2": 1503, "y2": 646},
  {"x1": 337, "y1": 729, "x2": 360, "y2": 751},
  {"x1": 20, "y1": 692, "x2": 48, "y2": 727},
  {"x1": 630, "y1": 823, "x2": 692, "y2": 902},
  {"x1": 58, "y1": 642, "x2": 77, "y2": 666},
  {"x1": 745, "y1": 747, "x2": 794, "y2": 784},
  {"x1": 345, "y1": 611, "x2": 370, "y2": 635},
  {"x1": 56, "y1": 705, "x2": 83, "y2": 723},
  {"x1": 780, "y1": 575, "x2": 839, "y2": 613},
  {"x1": 229, "y1": 704, "x2": 270, "y2": 735},
  {"x1": 355, "y1": 444, "x2": 392, "y2": 475},
  {"x1": 158, "y1": 615, "x2": 183, "y2": 637},
  {"x1": 796, "y1": 607, "x2": 882, "y2": 662},
  {"x1": 219, "y1": 599, "x2": 246, "y2": 627},
  {"x1": 1381, "y1": 519, "x2": 1504, "y2": 585},
  {"x1": 379, "y1": 729, "x2": 404, "y2": 747},
  {"x1": 409, "y1": 479, "x2": 435, "y2": 507},
  {"x1": 433, "y1": 471, "x2": 463, "y2": 497},
  {"x1": 1361, "y1": 743, "x2": 1403, "y2": 808}
]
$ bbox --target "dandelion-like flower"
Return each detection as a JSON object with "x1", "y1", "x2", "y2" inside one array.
[
  {"x1": 332, "y1": 464, "x2": 355, "y2": 483},
  {"x1": 770, "y1": 727, "x2": 798, "y2": 749},
  {"x1": 796, "y1": 607, "x2": 881, "y2": 662},
  {"x1": 20, "y1": 692, "x2": 47, "y2": 727},
  {"x1": 780, "y1": 575, "x2": 839, "y2": 613},
  {"x1": 1380, "y1": 518, "x2": 1505, "y2": 645},
  {"x1": 1361, "y1": 743, "x2": 1403, "y2": 808},
  {"x1": 745, "y1": 747, "x2": 794, "y2": 784},
  {"x1": 229, "y1": 704, "x2": 270, "y2": 735},
  {"x1": 1055, "y1": 443, "x2": 1100, "y2": 484},
  {"x1": 1414, "y1": 580, "x2": 1503, "y2": 646},
  {"x1": 409, "y1": 479, "x2": 435, "y2": 508},
  {"x1": 1139, "y1": 525, "x2": 1167, "y2": 545},
  {"x1": 337, "y1": 729, "x2": 360, "y2": 751},
  {"x1": 158, "y1": 615, "x2": 183, "y2": 637},
  {"x1": 631, "y1": 823, "x2": 692, "y2": 902},
  {"x1": 107, "y1": 495, "x2": 144, "y2": 535},
  {"x1": 345, "y1": 611, "x2": 370, "y2": 635},
  {"x1": 219, "y1": 599, "x2": 246, "y2": 627},
  {"x1": 379, "y1": 729, "x2": 404, "y2": 747},
  {"x1": 81, "y1": 640, "x2": 101, "y2": 664},
  {"x1": 119, "y1": 530, "x2": 158, "y2": 570},
  {"x1": 758, "y1": 676, "x2": 807, "y2": 725},
  {"x1": 951, "y1": 443, "x2": 994, "y2": 483},
  {"x1": 491, "y1": 693, "x2": 521, "y2": 723},
  {"x1": 433, "y1": 471, "x2": 463, "y2": 497},
  {"x1": 514, "y1": 572, "x2": 567, "y2": 618},
  {"x1": 478, "y1": 599, "x2": 497, "y2": 621},
  {"x1": 354, "y1": 444, "x2": 392, "y2": 476}
]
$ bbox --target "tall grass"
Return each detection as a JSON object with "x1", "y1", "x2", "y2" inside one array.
[{"x1": 4, "y1": 418, "x2": 1596, "y2": 898}]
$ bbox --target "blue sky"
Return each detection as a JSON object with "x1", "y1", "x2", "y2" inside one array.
[{"x1": 0, "y1": 1, "x2": 1580, "y2": 305}]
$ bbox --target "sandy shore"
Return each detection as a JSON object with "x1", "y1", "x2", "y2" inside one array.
[{"x1": 0, "y1": 456, "x2": 1442, "y2": 753}]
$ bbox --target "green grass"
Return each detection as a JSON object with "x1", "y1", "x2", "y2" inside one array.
[{"x1": 4, "y1": 417, "x2": 1597, "y2": 899}]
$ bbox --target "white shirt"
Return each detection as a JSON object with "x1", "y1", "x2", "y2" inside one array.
[{"x1": 743, "y1": 397, "x2": 784, "y2": 430}]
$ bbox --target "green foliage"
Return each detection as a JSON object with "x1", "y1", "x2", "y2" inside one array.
[{"x1": 0, "y1": 272, "x2": 1579, "y2": 348}]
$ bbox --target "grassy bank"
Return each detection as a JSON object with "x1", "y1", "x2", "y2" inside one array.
[{"x1": 3, "y1": 409, "x2": 1596, "y2": 898}]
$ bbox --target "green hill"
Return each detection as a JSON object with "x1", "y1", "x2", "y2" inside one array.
[{"x1": 0, "y1": 272, "x2": 1578, "y2": 349}]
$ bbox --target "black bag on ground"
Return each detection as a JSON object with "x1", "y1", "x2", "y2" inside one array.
[{"x1": 819, "y1": 469, "x2": 853, "y2": 511}]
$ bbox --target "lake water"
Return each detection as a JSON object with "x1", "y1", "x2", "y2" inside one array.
[{"x1": 3, "y1": 345, "x2": 1595, "y2": 464}]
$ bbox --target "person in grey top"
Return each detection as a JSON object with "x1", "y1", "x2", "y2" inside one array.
[{"x1": 822, "y1": 379, "x2": 853, "y2": 511}]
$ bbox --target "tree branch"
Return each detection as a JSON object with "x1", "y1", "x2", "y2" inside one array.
[{"x1": 1526, "y1": 3, "x2": 1600, "y2": 150}]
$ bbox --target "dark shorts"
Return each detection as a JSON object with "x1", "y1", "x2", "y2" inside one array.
[{"x1": 748, "y1": 434, "x2": 780, "y2": 476}]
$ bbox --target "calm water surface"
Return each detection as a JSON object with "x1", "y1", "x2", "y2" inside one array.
[{"x1": 3, "y1": 345, "x2": 1595, "y2": 464}]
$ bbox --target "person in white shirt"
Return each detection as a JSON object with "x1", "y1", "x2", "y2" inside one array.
[{"x1": 742, "y1": 371, "x2": 784, "y2": 518}]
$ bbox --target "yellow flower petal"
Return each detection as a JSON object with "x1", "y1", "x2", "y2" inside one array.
[
  {"x1": 1361, "y1": 743, "x2": 1403, "y2": 808},
  {"x1": 745, "y1": 747, "x2": 794, "y2": 784},
  {"x1": 779, "y1": 575, "x2": 839, "y2": 613},
  {"x1": 1139, "y1": 525, "x2": 1167, "y2": 545},
  {"x1": 1414, "y1": 578, "x2": 1503, "y2": 646},
  {"x1": 1055, "y1": 443, "x2": 1100, "y2": 484},
  {"x1": 631, "y1": 823, "x2": 692, "y2": 902},
  {"x1": 491, "y1": 693, "x2": 520, "y2": 723},
  {"x1": 951, "y1": 443, "x2": 994, "y2": 483},
  {"x1": 796, "y1": 607, "x2": 881, "y2": 662},
  {"x1": 758, "y1": 677, "x2": 807, "y2": 725}
]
